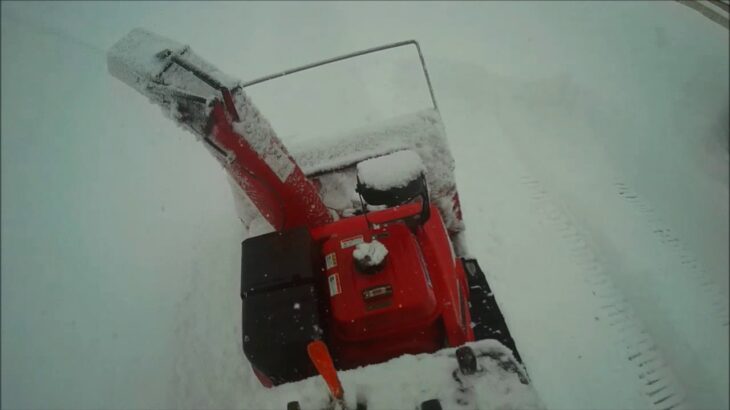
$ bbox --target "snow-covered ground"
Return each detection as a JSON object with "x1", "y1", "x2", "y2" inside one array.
[{"x1": 1, "y1": 2, "x2": 727, "y2": 410}]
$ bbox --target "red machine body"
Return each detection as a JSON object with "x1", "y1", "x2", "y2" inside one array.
[
  {"x1": 209, "y1": 102, "x2": 332, "y2": 231},
  {"x1": 107, "y1": 29, "x2": 519, "y2": 390},
  {"x1": 210, "y1": 92, "x2": 473, "y2": 376},
  {"x1": 312, "y1": 203, "x2": 474, "y2": 369}
]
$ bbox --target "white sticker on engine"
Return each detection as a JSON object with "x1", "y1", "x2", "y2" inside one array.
[
  {"x1": 328, "y1": 273, "x2": 341, "y2": 297},
  {"x1": 340, "y1": 235, "x2": 364, "y2": 249},
  {"x1": 325, "y1": 253, "x2": 337, "y2": 270}
]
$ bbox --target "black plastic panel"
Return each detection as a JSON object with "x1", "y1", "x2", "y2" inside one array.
[
  {"x1": 241, "y1": 227, "x2": 318, "y2": 298},
  {"x1": 242, "y1": 284, "x2": 322, "y2": 385},
  {"x1": 462, "y1": 258, "x2": 523, "y2": 364},
  {"x1": 240, "y1": 227, "x2": 324, "y2": 385}
]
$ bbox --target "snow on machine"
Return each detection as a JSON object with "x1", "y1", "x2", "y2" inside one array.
[{"x1": 108, "y1": 29, "x2": 535, "y2": 409}]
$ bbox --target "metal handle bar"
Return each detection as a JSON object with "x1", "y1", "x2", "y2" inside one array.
[{"x1": 239, "y1": 40, "x2": 439, "y2": 111}]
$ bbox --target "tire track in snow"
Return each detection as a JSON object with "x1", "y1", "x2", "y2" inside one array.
[
  {"x1": 488, "y1": 68, "x2": 728, "y2": 406},
  {"x1": 456, "y1": 123, "x2": 668, "y2": 409},
  {"x1": 519, "y1": 176, "x2": 688, "y2": 410},
  {"x1": 613, "y1": 181, "x2": 730, "y2": 328}
]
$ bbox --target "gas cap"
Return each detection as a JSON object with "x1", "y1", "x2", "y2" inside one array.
[{"x1": 352, "y1": 240, "x2": 388, "y2": 274}]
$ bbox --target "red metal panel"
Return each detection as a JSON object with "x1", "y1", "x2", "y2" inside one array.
[
  {"x1": 322, "y1": 223, "x2": 439, "y2": 341},
  {"x1": 311, "y1": 204, "x2": 472, "y2": 369},
  {"x1": 416, "y1": 208, "x2": 474, "y2": 346},
  {"x1": 209, "y1": 102, "x2": 332, "y2": 230}
]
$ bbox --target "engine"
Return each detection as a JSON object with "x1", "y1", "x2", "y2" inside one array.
[{"x1": 240, "y1": 152, "x2": 474, "y2": 386}]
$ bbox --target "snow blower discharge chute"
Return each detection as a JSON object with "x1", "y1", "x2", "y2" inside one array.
[{"x1": 108, "y1": 29, "x2": 529, "y2": 406}]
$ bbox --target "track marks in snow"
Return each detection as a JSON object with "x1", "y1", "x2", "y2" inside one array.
[
  {"x1": 614, "y1": 181, "x2": 730, "y2": 329},
  {"x1": 495, "y1": 94, "x2": 728, "y2": 407},
  {"x1": 465, "y1": 161, "x2": 672, "y2": 408},
  {"x1": 519, "y1": 176, "x2": 688, "y2": 410}
]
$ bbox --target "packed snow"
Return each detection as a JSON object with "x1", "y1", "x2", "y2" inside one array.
[
  {"x1": 232, "y1": 92, "x2": 296, "y2": 183},
  {"x1": 291, "y1": 109, "x2": 455, "y2": 199},
  {"x1": 356, "y1": 150, "x2": 425, "y2": 190},
  {"x1": 244, "y1": 340, "x2": 542, "y2": 410},
  {"x1": 107, "y1": 27, "x2": 237, "y2": 108},
  {"x1": 1, "y1": 2, "x2": 727, "y2": 410},
  {"x1": 291, "y1": 110, "x2": 465, "y2": 233}
]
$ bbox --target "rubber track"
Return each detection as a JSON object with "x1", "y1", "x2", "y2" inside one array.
[{"x1": 462, "y1": 258, "x2": 523, "y2": 365}]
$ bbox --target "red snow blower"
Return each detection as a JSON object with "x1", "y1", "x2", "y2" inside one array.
[{"x1": 108, "y1": 29, "x2": 525, "y2": 394}]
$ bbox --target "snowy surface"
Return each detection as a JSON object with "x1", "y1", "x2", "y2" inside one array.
[
  {"x1": 291, "y1": 109, "x2": 457, "y2": 203},
  {"x1": 356, "y1": 150, "x2": 424, "y2": 190},
  {"x1": 243, "y1": 340, "x2": 542, "y2": 410},
  {"x1": 108, "y1": 27, "x2": 236, "y2": 106},
  {"x1": 292, "y1": 110, "x2": 464, "y2": 233},
  {"x1": 106, "y1": 28, "x2": 187, "y2": 96},
  {"x1": 2, "y1": 2, "x2": 728, "y2": 410}
]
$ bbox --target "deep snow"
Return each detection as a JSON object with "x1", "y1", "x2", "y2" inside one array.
[{"x1": 2, "y1": 2, "x2": 728, "y2": 410}]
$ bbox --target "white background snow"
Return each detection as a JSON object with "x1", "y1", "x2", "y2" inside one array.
[{"x1": 1, "y1": 1, "x2": 727, "y2": 409}]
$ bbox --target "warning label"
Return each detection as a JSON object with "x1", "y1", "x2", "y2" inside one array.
[
  {"x1": 340, "y1": 235, "x2": 364, "y2": 249},
  {"x1": 328, "y1": 273, "x2": 341, "y2": 297},
  {"x1": 325, "y1": 253, "x2": 337, "y2": 270}
]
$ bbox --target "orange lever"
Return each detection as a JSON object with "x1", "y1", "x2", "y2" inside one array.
[{"x1": 307, "y1": 340, "x2": 344, "y2": 400}]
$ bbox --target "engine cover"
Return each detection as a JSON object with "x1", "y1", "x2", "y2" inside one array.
[{"x1": 319, "y1": 218, "x2": 443, "y2": 368}]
